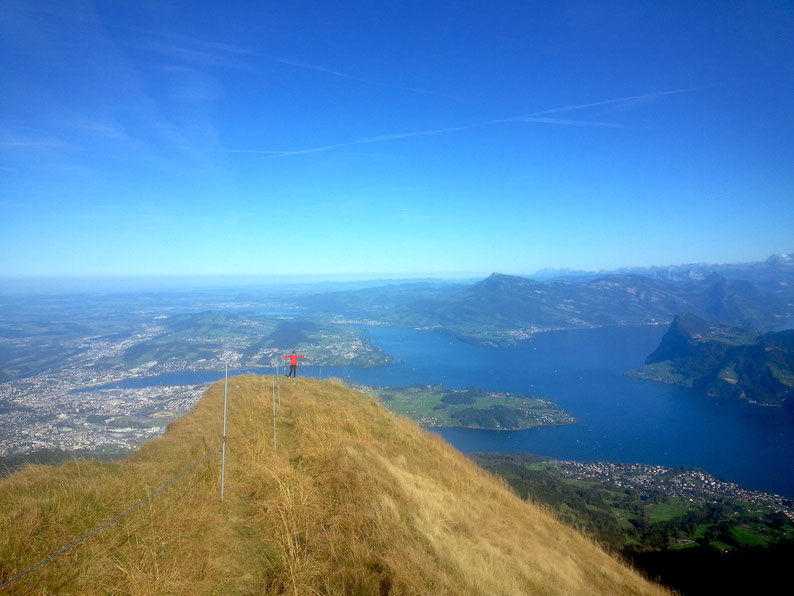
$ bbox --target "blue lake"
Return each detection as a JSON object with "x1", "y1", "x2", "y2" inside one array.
[{"x1": 96, "y1": 325, "x2": 794, "y2": 498}]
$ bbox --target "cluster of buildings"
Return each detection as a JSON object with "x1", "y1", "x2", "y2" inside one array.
[
  {"x1": 552, "y1": 460, "x2": 794, "y2": 519},
  {"x1": 0, "y1": 342, "x2": 208, "y2": 458}
]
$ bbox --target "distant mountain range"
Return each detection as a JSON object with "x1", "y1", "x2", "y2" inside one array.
[
  {"x1": 627, "y1": 313, "x2": 794, "y2": 407},
  {"x1": 385, "y1": 270, "x2": 793, "y2": 345},
  {"x1": 529, "y1": 253, "x2": 794, "y2": 290},
  {"x1": 289, "y1": 253, "x2": 794, "y2": 345}
]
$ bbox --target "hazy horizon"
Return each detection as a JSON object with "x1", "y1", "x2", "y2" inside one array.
[{"x1": 1, "y1": 249, "x2": 790, "y2": 295}]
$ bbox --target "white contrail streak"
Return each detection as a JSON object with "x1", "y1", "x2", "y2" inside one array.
[
  {"x1": 519, "y1": 88, "x2": 697, "y2": 118},
  {"x1": 226, "y1": 88, "x2": 699, "y2": 157}
]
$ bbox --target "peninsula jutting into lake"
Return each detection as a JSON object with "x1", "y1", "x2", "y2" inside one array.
[{"x1": 627, "y1": 313, "x2": 794, "y2": 407}]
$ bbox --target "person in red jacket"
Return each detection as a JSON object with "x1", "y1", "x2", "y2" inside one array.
[{"x1": 282, "y1": 351, "x2": 306, "y2": 377}]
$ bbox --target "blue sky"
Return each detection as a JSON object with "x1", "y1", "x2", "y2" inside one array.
[{"x1": 1, "y1": 0, "x2": 792, "y2": 280}]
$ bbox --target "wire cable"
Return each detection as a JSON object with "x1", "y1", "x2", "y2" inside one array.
[{"x1": 0, "y1": 440, "x2": 223, "y2": 590}]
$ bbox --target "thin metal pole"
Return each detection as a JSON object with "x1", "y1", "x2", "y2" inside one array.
[
  {"x1": 221, "y1": 362, "x2": 228, "y2": 500},
  {"x1": 272, "y1": 365, "x2": 277, "y2": 449}
]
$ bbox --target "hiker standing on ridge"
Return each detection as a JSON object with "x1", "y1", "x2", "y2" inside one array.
[{"x1": 282, "y1": 351, "x2": 306, "y2": 377}]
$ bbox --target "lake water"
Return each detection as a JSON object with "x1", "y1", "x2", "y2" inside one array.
[{"x1": 96, "y1": 325, "x2": 794, "y2": 498}]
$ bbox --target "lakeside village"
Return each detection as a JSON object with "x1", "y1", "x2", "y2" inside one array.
[
  {"x1": 551, "y1": 460, "x2": 794, "y2": 521},
  {"x1": 0, "y1": 371, "x2": 205, "y2": 458},
  {"x1": 1, "y1": 351, "x2": 267, "y2": 458}
]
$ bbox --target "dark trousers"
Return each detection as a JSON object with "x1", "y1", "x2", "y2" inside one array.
[{"x1": 288, "y1": 364, "x2": 297, "y2": 377}]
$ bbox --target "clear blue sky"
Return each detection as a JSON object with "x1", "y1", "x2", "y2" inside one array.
[{"x1": 1, "y1": 0, "x2": 792, "y2": 279}]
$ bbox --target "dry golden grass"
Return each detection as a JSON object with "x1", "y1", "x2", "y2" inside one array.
[{"x1": 0, "y1": 375, "x2": 669, "y2": 594}]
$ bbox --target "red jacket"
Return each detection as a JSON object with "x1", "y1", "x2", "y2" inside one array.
[{"x1": 282, "y1": 354, "x2": 305, "y2": 365}]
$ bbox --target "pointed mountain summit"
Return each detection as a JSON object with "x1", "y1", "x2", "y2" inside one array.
[
  {"x1": 471, "y1": 272, "x2": 541, "y2": 297},
  {"x1": 766, "y1": 253, "x2": 794, "y2": 266}
]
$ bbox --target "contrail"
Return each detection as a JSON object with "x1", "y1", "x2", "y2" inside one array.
[
  {"x1": 226, "y1": 88, "x2": 699, "y2": 157},
  {"x1": 521, "y1": 88, "x2": 698, "y2": 118},
  {"x1": 518, "y1": 117, "x2": 630, "y2": 128},
  {"x1": 261, "y1": 124, "x2": 480, "y2": 157},
  {"x1": 223, "y1": 148, "x2": 287, "y2": 154}
]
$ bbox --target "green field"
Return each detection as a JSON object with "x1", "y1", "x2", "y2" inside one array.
[
  {"x1": 103, "y1": 415, "x2": 172, "y2": 429},
  {"x1": 731, "y1": 525, "x2": 771, "y2": 546},
  {"x1": 647, "y1": 499, "x2": 693, "y2": 523},
  {"x1": 624, "y1": 362, "x2": 692, "y2": 385}
]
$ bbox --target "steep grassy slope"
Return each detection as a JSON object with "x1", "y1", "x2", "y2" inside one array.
[{"x1": 0, "y1": 376, "x2": 667, "y2": 594}]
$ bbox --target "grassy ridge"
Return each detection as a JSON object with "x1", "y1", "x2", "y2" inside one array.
[{"x1": 0, "y1": 376, "x2": 666, "y2": 594}]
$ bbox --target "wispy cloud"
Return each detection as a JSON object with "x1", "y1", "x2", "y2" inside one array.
[
  {"x1": 272, "y1": 58, "x2": 360, "y2": 81},
  {"x1": 0, "y1": 2, "x2": 214, "y2": 161},
  {"x1": 63, "y1": 201, "x2": 191, "y2": 231},
  {"x1": 272, "y1": 57, "x2": 451, "y2": 99},
  {"x1": 119, "y1": 26, "x2": 261, "y2": 73},
  {"x1": 228, "y1": 88, "x2": 698, "y2": 158},
  {"x1": 160, "y1": 65, "x2": 222, "y2": 101},
  {"x1": 122, "y1": 28, "x2": 255, "y2": 55},
  {"x1": 75, "y1": 122, "x2": 126, "y2": 139},
  {"x1": 0, "y1": 135, "x2": 70, "y2": 151}
]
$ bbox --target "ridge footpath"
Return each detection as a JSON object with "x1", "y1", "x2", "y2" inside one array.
[{"x1": 0, "y1": 376, "x2": 667, "y2": 594}]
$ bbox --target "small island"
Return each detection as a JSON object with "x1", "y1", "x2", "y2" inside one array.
[{"x1": 356, "y1": 384, "x2": 575, "y2": 430}]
